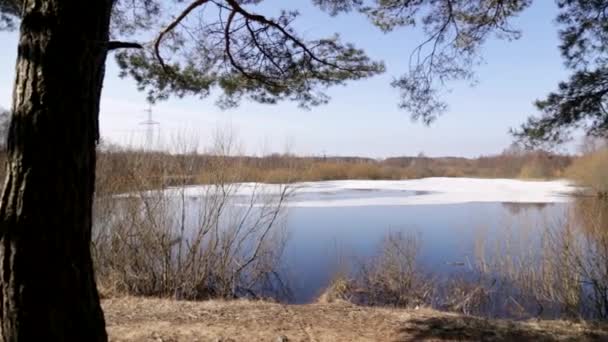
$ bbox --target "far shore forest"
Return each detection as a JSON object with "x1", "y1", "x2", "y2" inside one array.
[
  {"x1": 93, "y1": 142, "x2": 595, "y2": 194},
  {"x1": 1, "y1": 139, "x2": 603, "y2": 194},
  {"x1": 97, "y1": 145, "x2": 573, "y2": 192}
]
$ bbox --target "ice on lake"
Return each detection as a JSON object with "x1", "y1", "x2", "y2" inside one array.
[{"x1": 157, "y1": 177, "x2": 576, "y2": 207}]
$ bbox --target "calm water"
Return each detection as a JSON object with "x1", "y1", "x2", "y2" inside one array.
[
  {"x1": 113, "y1": 178, "x2": 575, "y2": 309},
  {"x1": 280, "y1": 201, "x2": 567, "y2": 303}
]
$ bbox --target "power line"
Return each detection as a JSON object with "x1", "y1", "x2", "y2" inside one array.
[{"x1": 140, "y1": 105, "x2": 159, "y2": 150}]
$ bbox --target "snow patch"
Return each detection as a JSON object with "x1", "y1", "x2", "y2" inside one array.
[{"x1": 150, "y1": 177, "x2": 577, "y2": 207}]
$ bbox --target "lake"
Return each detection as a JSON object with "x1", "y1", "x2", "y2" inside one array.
[
  {"x1": 283, "y1": 202, "x2": 569, "y2": 303},
  {"x1": 271, "y1": 178, "x2": 574, "y2": 303},
  {"x1": 105, "y1": 176, "x2": 604, "y2": 318},
  {"x1": 161, "y1": 178, "x2": 576, "y2": 304}
]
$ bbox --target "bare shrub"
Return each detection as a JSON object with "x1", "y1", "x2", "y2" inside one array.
[
  {"x1": 325, "y1": 232, "x2": 433, "y2": 308},
  {"x1": 567, "y1": 148, "x2": 608, "y2": 197},
  {"x1": 317, "y1": 274, "x2": 356, "y2": 303},
  {"x1": 471, "y1": 199, "x2": 608, "y2": 319},
  {"x1": 518, "y1": 161, "x2": 548, "y2": 179},
  {"x1": 438, "y1": 276, "x2": 495, "y2": 317},
  {"x1": 321, "y1": 199, "x2": 608, "y2": 320},
  {"x1": 304, "y1": 162, "x2": 350, "y2": 181},
  {"x1": 556, "y1": 199, "x2": 608, "y2": 318},
  {"x1": 93, "y1": 133, "x2": 292, "y2": 301}
]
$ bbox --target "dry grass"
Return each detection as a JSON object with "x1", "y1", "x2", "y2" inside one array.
[
  {"x1": 94, "y1": 146, "x2": 571, "y2": 189},
  {"x1": 103, "y1": 296, "x2": 608, "y2": 341},
  {"x1": 321, "y1": 232, "x2": 434, "y2": 309},
  {"x1": 317, "y1": 199, "x2": 608, "y2": 322},
  {"x1": 466, "y1": 197, "x2": 608, "y2": 320},
  {"x1": 566, "y1": 148, "x2": 608, "y2": 196}
]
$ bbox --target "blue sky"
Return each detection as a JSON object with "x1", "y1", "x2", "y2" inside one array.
[{"x1": 0, "y1": 1, "x2": 571, "y2": 158}]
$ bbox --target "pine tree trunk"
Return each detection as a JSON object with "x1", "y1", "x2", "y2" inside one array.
[{"x1": 0, "y1": 0, "x2": 112, "y2": 340}]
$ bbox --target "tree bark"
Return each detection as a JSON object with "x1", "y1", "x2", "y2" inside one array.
[{"x1": 0, "y1": 0, "x2": 112, "y2": 340}]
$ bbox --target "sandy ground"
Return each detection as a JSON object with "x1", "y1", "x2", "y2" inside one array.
[{"x1": 103, "y1": 297, "x2": 608, "y2": 341}]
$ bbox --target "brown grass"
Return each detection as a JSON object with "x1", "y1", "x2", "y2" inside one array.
[
  {"x1": 566, "y1": 148, "x2": 608, "y2": 196},
  {"x1": 316, "y1": 198, "x2": 608, "y2": 322},
  {"x1": 320, "y1": 232, "x2": 434, "y2": 309},
  {"x1": 467, "y1": 197, "x2": 608, "y2": 320},
  {"x1": 94, "y1": 145, "x2": 572, "y2": 191},
  {"x1": 103, "y1": 296, "x2": 608, "y2": 341}
]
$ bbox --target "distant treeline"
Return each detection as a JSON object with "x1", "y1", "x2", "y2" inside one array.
[
  {"x1": 0, "y1": 146, "x2": 575, "y2": 195},
  {"x1": 93, "y1": 145, "x2": 573, "y2": 194}
]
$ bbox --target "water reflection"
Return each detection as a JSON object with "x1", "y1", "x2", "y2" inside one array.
[
  {"x1": 571, "y1": 197, "x2": 608, "y2": 234},
  {"x1": 282, "y1": 202, "x2": 566, "y2": 304},
  {"x1": 448, "y1": 198, "x2": 608, "y2": 319},
  {"x1": 282, "y1": 197, "x2": 608, "y2": 320},
  {"x1": 501, "y1": 202, "x2": 548, "y2": 215},
  {"x1": 98, "y1": 185, "x2": 608, "y2": 320}
]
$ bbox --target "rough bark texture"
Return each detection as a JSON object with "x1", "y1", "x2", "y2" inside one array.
[{"x1": 0, "y1": 0, "x2": 112, "y2": 340}]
